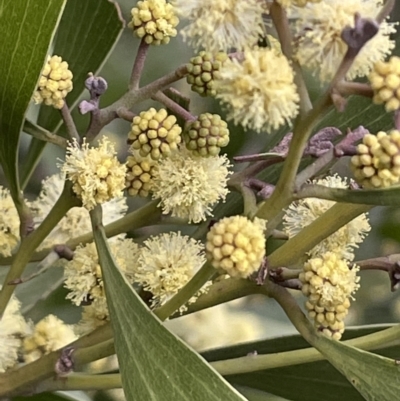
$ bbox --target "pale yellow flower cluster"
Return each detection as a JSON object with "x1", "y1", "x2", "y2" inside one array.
[
  {"x1": 351, "y1": 131, "x2": 400, "y2": 188},
  {"x1": 31, "y1": 174, "x2": 127, "y2": 250},
  {"x1": 32, "y1": 55, "x2": 73, "y2": 109},
  {"x1": 128, "y1": 108, "x2": 182, "y2": 160},
  {"x1": 284, "y1": 175, "x2": 369, "y2": 339},
  {"x1": 206, "y1": 215, "x2": 266, "y2": 278},
  {"x1": 62, "y1": 137, "x2": 127, "y2": 210},
  {"x1": 300, "y1": 252, "x2": 360, "y2": 340},
  {"x1": 215, "y1": 48, "x2": 300, "y2": 133},
  {"x1": 0, "y1": 187, "x2": 20, "y2": 257},
  {"x1": 174, "y1": 0, "x2": 265, "y2": 53},
  {"x1": 23, "y1": 315, "x2": 76, "y2": 363},
  {"x1": 128, "y1": 0, "x2": 179, "y2": 45},
  {"x1": 0, "y1": 293, "x2": 29, "y2": 372},
  {"x1": 277, "y1": 0, "x2": 321, "y2": 7},
  {"x1": 65, "y1": 233, "x2": 208, "y2": 331},
  {"x1": 293, "y1": 0, "x2": 396, "y2": 82},
  {"x1": 369, "y1": 56, "x2": 400, "y2": 112},
  {"x1": 151, "y1": 148, "x2": 232, "y2": 223},
  {"x1": 283, "y1": 175, "x2": 370, "y2": 261}
]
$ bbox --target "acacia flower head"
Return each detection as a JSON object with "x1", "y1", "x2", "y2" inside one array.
[
  {"x1": 369, "y1": 56, "x2": 400, "y2": 112},
  {"x1": 0, "y1": 292, "x2": 29, "y2": 372},
  {"x1": 134, "y1": 232, "x2": 207, "y2": 309},
  {"x1": 206, "y1": 215, "x2": 267, "y2": 278},
  {"x1": 61, "y1": 137, "x2": 127, "y2": 210},
  {"x1": 283, "y1": 175, "x2": 370, "y2": 261},
  {"x1": 128, "y1": 108, "x2": 182, "y2": 160},
  {"x1": 351, "y1": 131, "x2": 400, "y2": 188},
  {"x1": 300, "y1": 252, "x2": 360, "y2": 340},
  {"x1": 75, "y1": 298, "x2": 109, "y2": 335},
  {"x1": 31, "y1": 174, "x2": 127, "y2": 250},
  {"x1": 293, "y1": 0, "x2": 396, "y2": 82},
  {"x1": 64, "y1": 239, "x2": 140, "y2": 307},
  {"x1": 215, "y1": 48, "x2": 300, "y2": 133},
  {"x1": 151, "y1": 148, "x2": 232, "y2": 223},
  {"x1": 128, "y1": 0, "x2": 179, "y2": 45},
  {"x1": 174, "y1": 0, "x2": 265, "y2": 53},
  {"x1": 125, "y1": 151, "x2": 156, "y2": 197},
  {"x1": 23, "y1": 315, "x2": 76, "y2": 363},
  {"x1": 32, "y1": 55, "x2": 73, "y2": 109},
  {"x1": 0, "y1": 187, "x2": 20, "y2": 257}
]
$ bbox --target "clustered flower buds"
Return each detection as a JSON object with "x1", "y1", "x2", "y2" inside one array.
[
  {"x1": 128, "y1": 0, "x2": 179, "y2": 45},
  {"x1": 125, "y1": 152, "x2": 156, "y2": 197},
  {"x1": 128, "y1": 108, "x2": 182, "y2": 160},
  {"x1": 300, "y1": 252, "x2": 360, "y2": 340},
  {"x1": 184, "y1": 113, "x2": 230, "y2": 157},
  {"x1": 351, "y1": 131, "x2": 400, "y2": 188},
  {"x1": 206, "y1": 216, "x2": 266, "y2": 278},
  {"x1": 186, "y1": 51, "x2": 228, "y2": 97},
  {"x1": 23, "y1": 315, "x2": 76, "y2": 363},
  {"x1": 32, "y1": 55, "x2": 73, "y2": 109},
  {"x1": 0, "y1": 187, "x2": 20, "y2": 257},
  {"x1": 369, "y1": 56, "x2": 400, "y2": 112}
]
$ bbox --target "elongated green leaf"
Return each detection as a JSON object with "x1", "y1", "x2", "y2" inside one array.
[
  {"x1": 90, "y1": 206, "x2": 247, "y2": 401},
  {"x1": 0, "y1": 0, "x2": 65, "y2": 198},
  {"x1": 21, "y1": 0, "x2": 124, "y2": 187},
  {"x1": 315, "y1": 335, "x2": 400, "y2": 401},
  {"x1": 203, "y1": 326, "x2": 398, "y2": 401}
]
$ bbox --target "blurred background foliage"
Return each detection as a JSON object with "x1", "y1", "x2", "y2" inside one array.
[{"x1": 4, "y1": 1, "x2": 400, "y2": 400}]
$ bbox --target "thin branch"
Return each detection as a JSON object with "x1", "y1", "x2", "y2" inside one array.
[
  {"x1": 23, "y1": 120, "x2": 68, "y2": 148},
  {"x1": 60, "y1": 104, "x2": 80, "y2": 142},
  {"x1": 152, "y1": 91, "x2": 196, "y2": 122},
  {"x1": 129, "y1": 39, "x2": 150, "y2": 90}
]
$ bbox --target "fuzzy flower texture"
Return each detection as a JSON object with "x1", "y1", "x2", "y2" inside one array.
[
  {"x1": 0, "y1": 187, "x2": 20, "y2": 257},
  {"x1": 215, "y1": 48, "x2": 300, "y2": 133},
  {"x1": 283, "y1": 175, "x2": 370, "y2": 261},
  {"x1": 151, "y1": 148, "x2": 232, "y2": 223},
  {"x1": 174, "y1": 0, "x2": 265, "y2": 53},
  {"x1": 293, "y1": 0, "x2": 396, "y2": 82},
  {"x1": 61, "y1": 137, "x2": 126, "y2": 210}
]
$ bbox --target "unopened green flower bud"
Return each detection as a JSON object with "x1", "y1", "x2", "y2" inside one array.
[
  {"x1": 184, "y1": 113, "x2": 230, "y2": 157},
  {"x1": 186, "y1": 51, "x2": 228, "y2": 97}
]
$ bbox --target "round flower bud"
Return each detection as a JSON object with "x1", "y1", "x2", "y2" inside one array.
[
  {"x1": 206, "y1": 216, "x2": 266, "y2": 278},
  {"x1": 32, "y1": 55, "x2": 73, "y2": 109},
  {"x1": 128, "y1": 108, "x2": 182, "y2": 160},
  {"x1": 186, "y1": 51, "x2": 228, "y2": 97},
  {"x1": 184, "y1": 113, "x2": 230, "y2": 157},
  {"x1": 300, "y1": 252, "x2": 360, "y2": 340},
  {"x1": 125, "y1": 151, "x2": 156, "y2": 197},
  {"x1": 351, "y1": 130, "x2": 400, "y2": 188},
  {"x1": 370, "y1": 57, "x2": 400, "y2": 112},
  {"x1": 128, "y1": 0, "x2": 179, "y2": 45}
]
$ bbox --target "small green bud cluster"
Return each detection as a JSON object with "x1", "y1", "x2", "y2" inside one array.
[
  {"x1": 186, "y1": 51, "x2": 228, "y2": 97},
  {"x1": 351, "y1": 131, "x2": 400, "y2": 188},
  {"x1": 206, "y1": 216, "x2": 266, "y2": 278},
  {"x1": 125, "y1": 153, "x2": 156, "y2": 197},
  {"x1": 300, "y1": 252, "x2": 360, "y2": 340},
  {"x1": 128, "y1": 108, "x2": 182, "y2": 160},
  {"x1": 369, "y1": 56, "x2": 400, "y2": 112},
  {"x1": 32, "y1": 55, "x2": 73, "y2": 109},
  {"x1": 184, "y1": 113, "x2": 230, "y2": 157},
  {"x1": 128, "y1": 0, "x2": 179, "y2": 45}
]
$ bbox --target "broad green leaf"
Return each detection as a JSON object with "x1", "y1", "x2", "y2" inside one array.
[
  {"x1": 203, "y1": 326, "x2": 398, "y2": 401},
  {"x1": 13, "y1": 390, "x2": 92, "y2": 401},
  {"x1": 0, "y1": 0, "x2": 65, "y2": 198},
  {"x1": 20, "y1": 0, "x2": 124, "y2": 187},
  {"x1": 91, "y1": 207, "x2": 248, "y2": 401}
]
